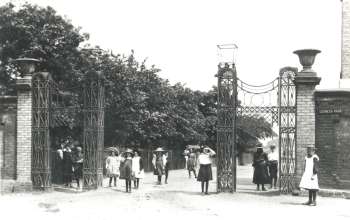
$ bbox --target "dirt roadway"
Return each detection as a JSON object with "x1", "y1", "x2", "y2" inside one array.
[{"x1": 1, "y1": 166, "x2": 349, "y2": 220}]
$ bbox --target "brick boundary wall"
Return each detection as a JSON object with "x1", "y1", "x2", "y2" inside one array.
[{"x1": 315, "y1": 90, "x2": 350, "y2": 190}]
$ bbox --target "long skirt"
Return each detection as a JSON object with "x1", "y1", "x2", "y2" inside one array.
[
  {"x1": 120, "y1": 160, "x2": 132, "y2": 180},
  {"x1": 73, "y1": 162, "x2": 83, "y2": 179},
  {"x1": 153, "y1": 160, "x2": 164, "y2": 176},
  {"x1": 197, "y1": 164, "x2": 213, "y2": 182},
  {"x1": 253, "y1": 161, "x2": 270, "y2": 184},
  {"x1": 268, "y1": 161, "x2": 278, "y2": 179}
]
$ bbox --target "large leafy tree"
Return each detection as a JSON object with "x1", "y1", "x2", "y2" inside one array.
[{"x1": 0, "y1": 2, "x2": 275, "y2": 155}]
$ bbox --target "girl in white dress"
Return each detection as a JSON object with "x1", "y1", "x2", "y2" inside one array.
[
  {"x1": 106, "y1": 150, "x2": 122, "y2": 187},
  {"x1": 132, "y1": 150, "x2": 144, "y2": 189},
  {"x1": 299, "y1": 146, "x2": 319, "y2": 206}
]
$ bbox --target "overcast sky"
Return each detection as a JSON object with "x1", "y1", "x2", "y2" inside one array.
[{"x1": 6, "y1": 0, "x2": 342, "y2": 91}]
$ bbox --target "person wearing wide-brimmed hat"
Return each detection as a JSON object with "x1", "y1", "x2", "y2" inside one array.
[
  {"x1": 299, "y1": 146, "x2": 319, "y2": 206},
  {"x1": 120, "y1": 148, "x2": 134, "y2": 192},
  {"x1": 132, "y1": 149, "x2": 144, "y2": 189},
  {"x1": 267, "y1": 145, "x2": 278, "y2": 189},
  {"x1": 197, "y1": 146, "x2": 215, "y2": 195},
  {"x1": 105, "y1": 148, "x2": 122, "y2": 188},
  {"x1": 252, "y1": 143, "x2": 269, "y2": 191},
  {"x1": 152, "y1": 147, "x2": 167, "y2": 184}
]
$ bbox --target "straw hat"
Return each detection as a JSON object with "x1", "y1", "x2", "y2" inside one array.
[
  {"x1": 154, "y1": 147, "x2": 166, "y2": 153},
  {"x1": 125, "y1": 148, "x2": 134, "y2": 154}
]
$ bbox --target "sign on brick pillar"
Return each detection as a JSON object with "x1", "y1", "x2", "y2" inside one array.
[
  {"x1": 293, "y1": 49, "x2": 321, "y2": 190},
  {"x1": 14, "y1": 58, "x2": 40, "y2": 191}
]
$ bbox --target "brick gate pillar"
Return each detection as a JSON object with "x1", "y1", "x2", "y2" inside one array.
[
  {"x1": 293, "y1": 50, "x2": 321, "y2": 188},
  {"x1": 14, "y1": 58, "x2": 40, "y2": 191}
]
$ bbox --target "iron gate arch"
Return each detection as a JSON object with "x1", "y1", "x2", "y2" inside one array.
[
  {"x1": 216, "y1": 64, "x2": 297, "y2": 194},
  {"x1": 31, "y1": 71, "x2": 105, "y2": 190}
]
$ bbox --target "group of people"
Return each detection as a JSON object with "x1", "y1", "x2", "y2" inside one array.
[
  {"x1": 105, "y1": 148, "x2": 144, "y2": 193},
  {"x1": 184, "y1": 146, "x2": 216, "y2": 195},
  {"x1": 252, "y1": 143, "x2": 320, "y2": 206},
  {"x1": 55, "y1": 139, "x2": 84, "y2": 189}
]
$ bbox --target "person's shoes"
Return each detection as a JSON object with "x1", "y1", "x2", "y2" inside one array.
[
  {"x1": 310, "y1": 201, "x2": 317, "y2": 206},
  {"x1": 165, "y1": 181, "x2": 168, "y2": 184},
  {"x1": 262, "y1": 188, "x2": 267, "y2": 191},
  {"x1": 109, "y1": 184, "x2": 111, "y2": 187},
  {"x1": 256, "y1": 187, "x2": 260, "y2": 191},
  {"x1": 205, "y1": 192, "x2": 209, "y2": 195},
  {"x1": 302, "y1": 201, "x2": 312, "y2": 205}
]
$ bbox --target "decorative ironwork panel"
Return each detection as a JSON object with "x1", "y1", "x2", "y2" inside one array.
[
  {"x1": 278, "y1": 67, "x2": 297, "y2": 194},
  {"x1": 32, "y1": 73, "x2": 52, "y2": 190},
  {"x1": 83, "y1": 73, "x2": 105, "y2": 190},
  {"x1": 216, "y1": 64, "x2": 237, "y2": 192}
]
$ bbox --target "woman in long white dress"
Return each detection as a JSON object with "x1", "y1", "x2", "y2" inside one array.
[
  {"x1": 106, "y1": 150, "x2": 122, "y2": 187},
  {"x1": 132, "y1": 150, "x2": 144, "y2": 189},
  {"x1": 299, "y1": 146, "x2": 320, "y2": 206}
]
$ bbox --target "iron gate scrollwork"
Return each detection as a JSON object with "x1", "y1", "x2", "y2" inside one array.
[
  {"x1": 278, "y1": 67, "x2": 297, "y2": 194},
  {"x1": 216, "y1": 63, "x2": 237, "y2": 192},
  {"x1": 31, "y1": 71, "x2": 105, "y2": 190},
  {"x1": 32, "y1": 72, "x2": 52, "y2": 189},
  {"x1": 216, "y1": 65, "x2": 297, "y2": 194},
  {"x1": 82, "y1": 72, "x2": 105, "y2": 190}
]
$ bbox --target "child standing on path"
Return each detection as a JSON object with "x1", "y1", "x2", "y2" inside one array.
[
  {"x1": 299, "y1": 146, "x2": 320, "y2": 206},
  {"x1": 120, "y1": 149, "x2": 133, "y2": 193},
  {"x1": 197, "y1": 146, "x2": 215, "y2": 195},
  {"x1": 105, "y1": 150, "x2": 121, "y2": 187},
  {"x1": 132, "y1": 150, "x2": 144, "y2": 189}
]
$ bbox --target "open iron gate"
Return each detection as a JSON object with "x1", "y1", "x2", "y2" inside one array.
[{"x1": 216, "y1": 64, "x2": 297, "y2": 194}]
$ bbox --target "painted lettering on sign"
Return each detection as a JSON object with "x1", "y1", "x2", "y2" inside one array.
[{"x1": 318, "y1": 109, "x2": 342, "y2": 114}]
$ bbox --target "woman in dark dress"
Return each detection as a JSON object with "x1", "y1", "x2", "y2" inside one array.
[
  {"x1": 63, "y1": 144, "x2": 73, "y2": 187},
  {"x1": 252, "y1": 144, "x2": 270, "y2": 191}
]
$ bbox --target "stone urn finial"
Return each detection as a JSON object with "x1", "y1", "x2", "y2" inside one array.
[
  {"x1": 14, "y1": 58, "x2": 40, "y2": 79},
  {"x1": 293, "y1": 49, "x2": 321, "y2": 75}
]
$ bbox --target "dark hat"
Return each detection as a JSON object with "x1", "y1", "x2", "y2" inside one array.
[
  {"x1": 256, "y1": 143, "x2": 263, "y2": 148},
  {"x1": 269, "y1": 145, "x2": 276, "y2": 149}
]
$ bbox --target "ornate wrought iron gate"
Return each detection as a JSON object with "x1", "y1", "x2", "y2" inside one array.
[
  {"x1": 32, "y1": 72, "x2": 52, "y2": 189},
  {"x1": 82, "y1": 72, "x2": 105, "y2": 189},
  {"x1": 31, "y1": 72, "x2": 105, "y2": 190},
  {"x1": 216, "y1": 65, "x2": 297, "y2": 194},
  {"x1": 278, "y1": 67, "x2": 297, "y2": 194},
  {"x1": 216, "y1": 63, "x2": 238, "y2": 192}
]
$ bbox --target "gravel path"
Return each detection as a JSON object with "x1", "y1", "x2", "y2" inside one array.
[{"x1": 1, "y1": 166, "x2": 349, "y2": 220}]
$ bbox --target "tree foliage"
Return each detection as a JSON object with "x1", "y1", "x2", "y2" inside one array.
[{"x1": 0, "y1": 2, "x2": 275, "y2": 152}]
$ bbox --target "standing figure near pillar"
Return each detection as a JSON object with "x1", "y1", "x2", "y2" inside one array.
[
  {"x1": 197, "y1": 146, "x2": 215, "y2": 195},
  {"x1": 299, "y1": 146, "x2": 319, "y2": 206},
  {"x1": 267, "y1": 145, "x2": 278, "y2": 189},
  {"x1": 62, "y1": 142, "x2": 73, "y2": 187},
  {"x1": 252, "y1": 144, "x2": 269, "y2": 191},
  {"x1": 73, "y1": 146, "x2": 84, "y2": 189}
]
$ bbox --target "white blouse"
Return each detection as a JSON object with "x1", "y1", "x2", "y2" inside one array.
[
  {"x1": 268, "y1": 151, "x2": 278, "y2": 161},
  {"x1": 198, "y1": 153, "x2": 212, "y2": 165}
]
